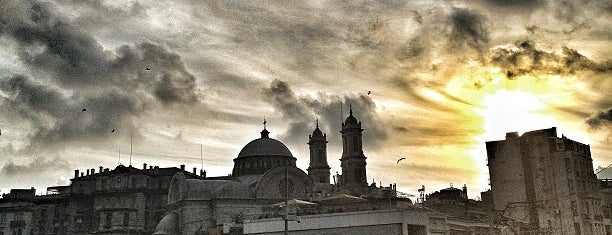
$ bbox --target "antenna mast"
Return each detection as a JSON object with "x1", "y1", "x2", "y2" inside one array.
[
  {"x1": 129, "y1": 133, "x2": 133, "y2": 166},
  {"x1": 340, "y1": 102, "x2": 343, "y2": 124},
  {"x1": 200, "y1": 144, "x2": 203, "y2": 170}
]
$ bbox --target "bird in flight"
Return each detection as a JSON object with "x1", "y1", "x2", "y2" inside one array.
[
  {"x1": 82, "y1": 108, "x2": 87, "y2": 112},
  {"x1": 367, "y1": 91, "x2": 371, "y2": 95},
  {"x1": 111, "y1": 129, "x2": 115, "y2": 133},
  {"x1": 145, "y1": 67, "x2": 151, "y2": 71},
  {"x1": 397, "y1": 157, "x2": 406, "y2": 164}
]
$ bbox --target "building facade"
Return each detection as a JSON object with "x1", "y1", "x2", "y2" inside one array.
[
  {"x1": 486, "y1": 127, "x2": 606, "y2": 234},
  {"x1": 0, "y1": 165, "x2": 201, "y2": 235}
]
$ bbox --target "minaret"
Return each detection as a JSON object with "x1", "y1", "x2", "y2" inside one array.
[
  {"x1": 308, "y1": 120, "x2": 330, "y2": 184},
  {"x1": 340, "y1": 105, "x2": 368, "y2": 194}
]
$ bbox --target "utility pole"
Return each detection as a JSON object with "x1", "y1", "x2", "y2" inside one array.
[{"x1": 284, "y1": 166, "x2": 289, "y2": 235}]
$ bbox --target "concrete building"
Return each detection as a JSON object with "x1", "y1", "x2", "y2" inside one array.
[
  {"x1": 243, "y1": 207, "x2": 511, "y2": 235},
  {"x1": 486, "y1": 127, "x2": 606, "y2": 234}
]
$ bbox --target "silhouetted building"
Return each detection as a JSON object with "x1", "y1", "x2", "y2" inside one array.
[
  {"x1": 338, "y1": 106, "x2": 369, "y2": 195},
  {"x1": 307, "y1": 121, "x2": 330, "y2": 184},
  {"x1": 486, "y1": 127, "x2": 606, "y2": 234}
]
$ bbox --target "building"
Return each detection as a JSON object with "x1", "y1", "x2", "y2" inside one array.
[
  {"x1": 0, "y1": 164, "x2": 201, "y2": 235},
  {"x1": 0, "y1": 189, "x2": 36, "y2": 235},
  {"x1": 153, "y1": 108, "x2": 404, "y2": 234},
  {"x1": 244, "y1": 206, "x2": 512, "y2": 235},
  {"x1": 486, "y1": 127, "x2": 606, "y2": 234}
]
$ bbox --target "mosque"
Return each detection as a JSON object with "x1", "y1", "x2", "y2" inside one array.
[{"x1": 154, "y1": 107, "x2": 393, "y2": 234}]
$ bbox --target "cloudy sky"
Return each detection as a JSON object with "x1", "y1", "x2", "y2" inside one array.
[{"x1": 0, "y1": 0, "x2": 610, "y2": 198}]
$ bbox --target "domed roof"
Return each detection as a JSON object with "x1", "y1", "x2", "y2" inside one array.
[
  {"x1": 344, "y1": 106, "x2": 359, "y2": 125},
  {"x1": 237, "y1": 135, "x2": 293, "y2": 158},
  {"x1": 345, "y1": 115, "x2": 358, "y2": 125},
  {"x1": 311, "y1": 120, "x2": 324, "y2": 137}
]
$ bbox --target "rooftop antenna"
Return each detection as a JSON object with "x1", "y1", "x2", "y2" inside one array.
[
  {"x1": 118, "y1": 149, "x2": 121, "y2": 165},
  {"x1": 340, "y1": 102, "x2": 343, "y2": 124},
  {"x1": 200, "y1": 144, "x2": 203, "y2": 170},
  {"x1": 129, "y1": 133, "x2": 133, "y2": 166}
]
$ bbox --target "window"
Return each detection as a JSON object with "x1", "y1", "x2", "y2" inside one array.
[
  {"x1": 123, "y1": 212, "x2": 130, "y2": 226},
  {"x1": 105, "y1": 213, "x2": 112, "y2": 229}
]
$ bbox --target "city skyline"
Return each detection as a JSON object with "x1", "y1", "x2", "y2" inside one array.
[{"x1": 0, "y1": 0, "x2": 610, "y2": 198}]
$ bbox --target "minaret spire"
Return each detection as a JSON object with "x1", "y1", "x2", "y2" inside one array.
[{"x1": 349, "y1": 104, "x2": 353, "y2": 116}]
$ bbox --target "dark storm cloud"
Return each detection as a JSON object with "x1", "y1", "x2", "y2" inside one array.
[
  {"x1": 449, "y1": 8, "x2": 489, "y2": 53},
  {"x1": 586, "y1": 108, "x2": 612, "y2": 129},
  {"x1": 0, "y1": 75, "x2": 145, "y2": 150},
  {"x1": 0, "y1": 0, "x2": 199, "y2": 104},
  {"x1": 474, "y1": 0, "x2": 544, "y2": 11},
  {"x1": 263, "y1": 80, "x2": 387, "y2": 150},
  {"x1": 0, "y1": 0, "x2": 200, "y2": 151},
  {"x1": 488, "y1": 41, "x2": 612, "y2": 79}
]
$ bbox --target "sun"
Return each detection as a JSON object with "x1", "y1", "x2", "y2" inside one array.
[{"x1": 475, "y1": 89, "x2": 560, "y2": 141}]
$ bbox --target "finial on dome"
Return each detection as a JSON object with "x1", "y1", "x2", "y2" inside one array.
[
  {"x1": 349, "y1": 104, "x2": 353, "y2": 116},
  {"x1": 316, "y1": 118, "x2": 319, "y2": 128},
  {"x1": 261, "y1": 116, "x2": 269, "y2": 138}
]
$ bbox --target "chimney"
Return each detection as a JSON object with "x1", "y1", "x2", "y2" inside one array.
[
  {"x1": 104, "y1": 168, "x2": 109, "y2": 172},
  {"x1": 86, "y1": 169, "x2": 90, "y2": 176},
  {"x1": 91, "y1": 168, "x2": 95, "y2": 174},
  {"x1": 149, "y1": 166, "x2": 153, "y2": 170},
  {"x1": 180, "y1": 165, "x2": 185, "y2": 171},
  {"x1": 81, "y1": 172, "x2": 84, "y2": 177},
  {"x1": 99, "y1": 166, "x2": 103, "y2": 173},
  {"x1": 193, "y1": 167, "x2": 197, "y2": 175},
  {"x1": 143, "y1": 163, "x2": 147, "y2": 169},
  {"x1": 200, "y1": 170, "x2": 206, "y2": 178},
  {"x1": 74, "y1": 169, "x2": 80, "y2": 178}
]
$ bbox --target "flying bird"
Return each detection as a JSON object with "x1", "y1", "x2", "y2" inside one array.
[
  {"x1": 82, "y1": 108, "x2": 87, "y2": 112},
  {"x1": 367, "y1": 91, "x2": 371, "y2": 95},
  {"x1": 397, "y1": 157, "x2": 406, "y2": 164},
  {"x1": 111, "y1": 129, "x2": 115, "y2": 133},
  {"x1": 145, "y1": 67, "x2": 151, "y2": 71}
]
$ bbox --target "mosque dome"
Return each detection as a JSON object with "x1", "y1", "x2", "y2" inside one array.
[
  {"x1": 232, "y1": 128, "x2": 296, "y2": 177},
  {"x1": 237, "y1": 136, "x2": 293, "y2": 158}
]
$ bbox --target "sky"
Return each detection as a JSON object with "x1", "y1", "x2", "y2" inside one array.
[{"x1": 0, "y1": 0, "x2": 610, "y2": 199}]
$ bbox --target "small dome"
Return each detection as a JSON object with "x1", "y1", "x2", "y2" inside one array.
[
  {"x1": 344, "y1": 106, "x2": 359, "y2": 125},
  {"x1": 344, "y1": 115, "x2": 358, "y2": 125},
  {"x1": 153, "y1": 213, "x2": 177, "y2": 234},
  {"x1": 237, "y1": 137, "x2": 293, "y2": 158}
]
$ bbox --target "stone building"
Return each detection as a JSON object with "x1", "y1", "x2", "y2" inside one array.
[
  {"x1": 0, "y1": 164, "x2": 201, "y2": 234},
  {"x1": 486, "y1": 127, "x2": 607, "y2": 234},
  {"x1": 154, "y1": 108, "x2": 400, "y2": 234},
  {"x1": 0, "y1": 188, "x2": 36, "y2": 235}
]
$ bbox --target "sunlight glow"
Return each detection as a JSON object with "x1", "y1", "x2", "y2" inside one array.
[{"x1": 476, "y1": 90, "x2": 560, "y2": 141}]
